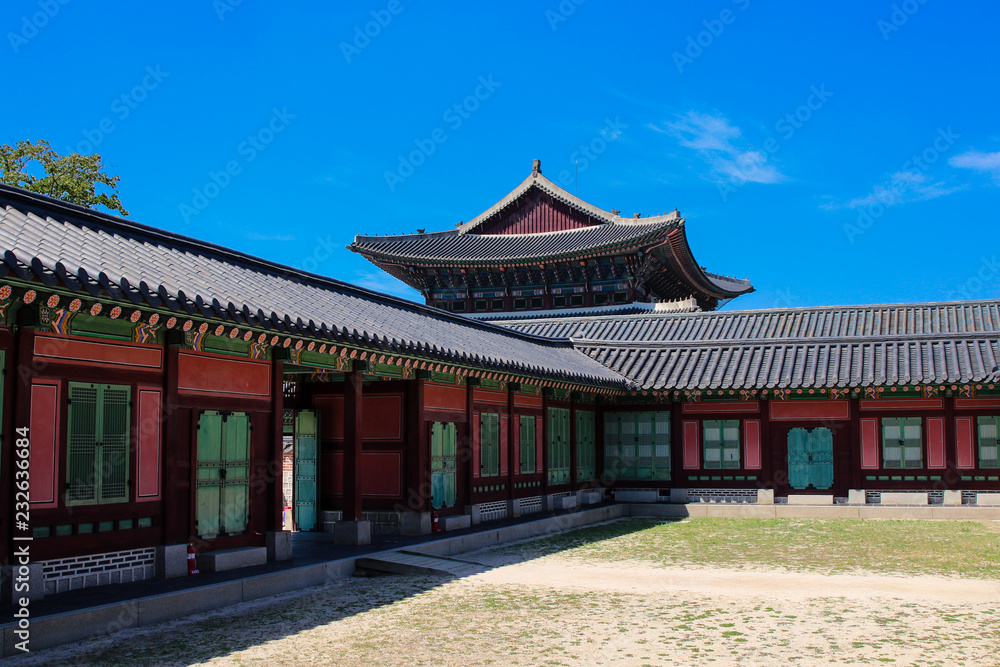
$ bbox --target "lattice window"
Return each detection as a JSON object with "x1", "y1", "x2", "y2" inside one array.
[
  {"x1": 882, "y1": 417, "x2": 923, "y2": 469},
  {"x1": 605, "y1": 411, "x2": 671, "y2": 480},
  {"x1": 703, "y1": 419, "x2": 740, "y2": 470},
  {"x1": 547, "y1": 407, "x2": 570, "y2": 485},
  {"x1": 576, "y1": 410, "x2": 596, "y2": 481},
  {"x1": 480, "y1": 413, "x2": 499, "y2": 477},
  {"x1": 66, "y1": 383, "x2": 130, "y2": 505},
  {"x1": 978, "y1": 416, "x2": 999, "y2": 468},
  {"x1": 519, "y1": 415, "x2": 535, "y2": 474}
]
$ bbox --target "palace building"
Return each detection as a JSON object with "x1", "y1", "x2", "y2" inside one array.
[
  {"x1": 1, "y1": 164, "x2": 999, "y2": 602},
  {"x1": 350, "y1": 160, "x2": 754, "y2": 316}
]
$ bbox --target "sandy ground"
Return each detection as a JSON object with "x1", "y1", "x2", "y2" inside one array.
[{"x1": 14, "y1": 548, "x2": 999, "y2": 667}]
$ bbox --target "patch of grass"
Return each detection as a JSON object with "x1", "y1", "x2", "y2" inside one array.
[{"x1": 490, "y1": 517, "x2": 1000, "y2": 579}]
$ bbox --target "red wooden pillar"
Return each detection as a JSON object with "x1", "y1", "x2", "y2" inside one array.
[
  {"x1": 541, "y1": 389, "x2": 549, "y2": 495},
  {"x1": 406, "y1": 376, "x2": 427, "y2": 512},
  {"x1": 342, "y1": 370, "x2": 363, "y2": 521},
  {"x1": 268, "y1": 356, "x2": 284, "y2": 531},
  {"x1": 507, "y1": 383, "x2": 516, "y2": 503}
]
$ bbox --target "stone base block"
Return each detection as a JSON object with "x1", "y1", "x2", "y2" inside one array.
[
  {"x1": 266, "y1": 531, "x2": 292, "y2": 561},
  {"x1": 786, "y1": 494, "x2": 833, "y2": 505},
  {"x1": 466, "y1": 505, "x2": 482, "y2": 525},
  {"x1": 943, "y1": 489, "x2": 962, "y2": 506},
  {"x1": 155, "y1": 544, "x2": 188, "y2": 579},
  {"x1": 977, "y1": 492, "x2": 1000, "y2": 506},
  {"x1": 400, "y1": 511, "x2": 432, "y2": 535},
  {"x1": 669, "y1": 488, "x2": 689, "y2": 504},
  {"x1": 545, "y1": 494, "x2": 578, "y2": 511},
  {"x1": 615, "y1": 489, "x2": 658, "y2": 503},
  {"x1": 196, "y1": 547, "x2": 267, "y2": 573},
  {"x1": 847, "y1": 489, "x2": 866, "y2": 504},
  {"x1": 578, "y1": 489, "x2": 602, "y2": 505},
  {"x1": 880, "y1": 492, "x2": 928, "y2": 505},
  {"x1": 440, "y1": 514, "x2": 471, "y2": 531},
  {"x1": 5, "y1": 563, "x2": 45, "y2": 603},
  {"x1": 334, "y1": 520, "x2": 371, "y2": 546},
  {"x1": 757, "y1": 489, "x2": 774, "y2": 505}
]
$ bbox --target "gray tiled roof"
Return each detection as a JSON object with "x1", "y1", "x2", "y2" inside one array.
[
  {"x1": 0, "y1": 185, "x2": 628, "y2": 388},
  {"x1": 499, "y1": 303, "x2": 1000, "y2": 390},
  {"x1": 350, "y1": 218, "x2": 678, "y2": 265}
]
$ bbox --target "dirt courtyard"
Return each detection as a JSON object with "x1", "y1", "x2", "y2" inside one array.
[{"x1": 13, "y1": 518, "x2": 1000, "y2": 666}]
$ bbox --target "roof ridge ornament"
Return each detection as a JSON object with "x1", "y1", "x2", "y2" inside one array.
[{"x1": 531, "y1": 159, "x2": 541, "y2": 176}]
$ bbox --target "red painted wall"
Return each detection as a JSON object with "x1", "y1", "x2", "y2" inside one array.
[
  {"x1": 315, "y1": 394, "x2": 404, "y2": 441},
  {"x1": 475, "y1": 195, "x2": 597, "y2": 235},
  {"x1": 327, "y1": 451, "x2": 402, "y2": 497},
  {"x1": 29, "y1": 382, "x2": 59, "y2": 508},
  {"x1": 177, "y1": 352, "x2": 270, "y2": 397},
  {"x1": 770, "y1": 400, "x2": 849, "y2": 421}
]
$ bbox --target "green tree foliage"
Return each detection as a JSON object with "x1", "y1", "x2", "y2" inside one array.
[{"x1": 0, "y1": 139, "x2": 128, "y2": 216}]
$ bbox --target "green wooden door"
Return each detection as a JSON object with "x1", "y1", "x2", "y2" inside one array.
[
  {"x1": 548, "y1": 407, "x2": 570, "y2": 485},
  {"x1": 294, "y1": 410, "x2": 319, "y2": 532},
  {"x1": 576, "y1": 410, "x2": 595, "y2": 481},
  {"x1": 787, "y1": 427, "x2": 834, "y2": 490},
  {"x1": 431, "y1": 422, "x2": 457, "y2": 509},
  {"x1": 196, "y1": 411, "x2": 251, "y2": 539}
]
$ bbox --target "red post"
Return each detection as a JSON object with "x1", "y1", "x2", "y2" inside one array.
[{"x1": 343, "y1": 370, "x2": 364, "y2": 521}]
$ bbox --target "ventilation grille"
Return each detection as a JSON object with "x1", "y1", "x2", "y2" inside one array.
[
  {"x1": 687, "y1": 488, "x2": 758, "y2": 504},
  {"x1": 478, "y1": 500, "x2": 508, "y2": 522}
]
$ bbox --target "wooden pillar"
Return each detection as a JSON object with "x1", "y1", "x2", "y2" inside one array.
[
  {"x1": 268, "y1": 357, "x2": 284, "y2": 531},
  {"x1": 541, "y1": 389, "x2": 549, "y2": 495},
  {"x1": 464, "y1": 377, "x2": 476, "y2": 506},
  {"x1": 507, "y1": 383, "x2": 516, "y2": 503},
  {"x1": 342, "y1": 370, "x2": 363, "y2": 521},
  {"x1": 406, "y1": 377, "x2": 428, "y2": 512},
  {"x1": 162, "y1": 343, "x2": 185, "y2": 545}
]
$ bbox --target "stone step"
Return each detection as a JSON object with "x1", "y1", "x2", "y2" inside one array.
[
  {"x1": 356, "y1": 551, "x2": 489, "y2": 577},
  {"x1": 196, "y1": 546, "x2": 267, "y2": 573}
]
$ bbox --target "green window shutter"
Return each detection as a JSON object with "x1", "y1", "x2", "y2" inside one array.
[
  {"x1": 548, "y1": 408, "x2": 570, "y2": 485},
  {"x1": 98, "y1": 384, "x2": 131, "y2": 503},
  {"x1": 520, "y1": 415, "x2": 535, "y2": 474},
  {"x1": 979, "y1": 416, "x2": 999, "y2": 468},
  {"x1": 620, "y1": 412, "x2": 636, "y2": 478},
  {"x1": 882, "y1": 417, "x2": 922, "y2": 468},
  {"x1": 636, "y1": 413, "x2": 654, "y2": 480},
  {"x1": 652, "y1": 411, "x2": 671, "y2": 481},
  {"x1": 703, "y1": 420, "x2": 721, "y2": 470},
  {"x1": 67, "y1": 383, "x2": 100, "y2": 505},
  {"x1": 604, "y1": 412, "x2": 621, "y2": 478},
  {"x1": 195, "y1": 411, "x2": 251, "y2": 539},
  {"x1": 576, "y1": 410, "x2": 595, "y2": 481},
  {"x1": 196, "y1": 411, "x2": 224, "y2": 539},
  {"x1": 722, "y1": 420, "x2": 741, "y2": 469},
  {"x1": 481, "y1": 413, "x2": 499, "y2": 477}
]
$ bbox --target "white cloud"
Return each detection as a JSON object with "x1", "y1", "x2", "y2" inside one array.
[
  {"x1": 653, "y1": 112, "x2": 784, "y2": 185},
  {"x1": 949, "y1": 149, "x2": 1000, "y2": 182},
  {"x1": 826, "y1": 170, "x2": 963, "y2": 211}
]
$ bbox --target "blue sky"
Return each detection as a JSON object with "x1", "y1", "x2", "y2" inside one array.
[{"x1": 3, "y1": 1, "x2": 998, "y2": 310}]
